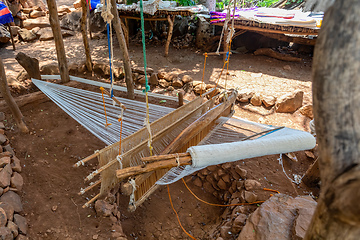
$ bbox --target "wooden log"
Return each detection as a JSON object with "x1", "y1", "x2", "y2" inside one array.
[
  {"x1": 15, "y1": 52, "x2": 41, "y2": 80},
  {"x1": 0, "y1": 57, "x2": 28, "y2": 133},
  {"x1": 110, "y1": 0, "x2": 135, "y2": 99},
  {"x1": 120, "y1": 18, "x2": 129, "y2": 48},
  {"x1": 164, "y1": 15, "x2": 175, "y2": 57},
  {"x1": 254, "y1": 48, "x2": 302, "y2": 62},
  {"x1": 142, "y1": 152, "x2": 190, "y2": 163},
  {"x1": 259, "y1": 32, "x2": 317, "y2": 46},
  {"x1": 116, "y1": 155, "x2": 192, "y2": 180},
  {"x1": 178, "y1": 91, "x2": 183, "y2": 107},
  {"x1": 46, "y1": 0, "x2": 70, "y2": 83},
  {"x1": 205, "y1": 52, "x2": 232, "y2": 56},
  {"x1": 73, "y1": 150, "x2": 100, "y2": 167},
  {"x1": 304, "y1": 0, "x2": 360, "y2": 238},
  {"x1": 80, "y1": 0, "x2": 93, "y2": 72}
]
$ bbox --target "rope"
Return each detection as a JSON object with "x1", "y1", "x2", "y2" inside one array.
[
  {"x1": 100, "y1": 87, "x2": 112, "y2": 127},
  {"x1": 167, "y1": 185, "x2": 197, "y2": 240},
  {"x1": 277, "y1": 154, "x2": 303, "y2": 185},
  {"x1": 129, "y1": 178, "x2": 137, "y2": 209},
  {"x1": 140, "y1": 0, "x2": 153, "y2": 156},
  {"x1": 200, "y1": 53, "x2": 208, "y2": 97}
]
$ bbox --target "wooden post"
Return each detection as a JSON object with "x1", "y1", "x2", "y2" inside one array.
[
  {"x1": 80, "y1": 0, "x2": 93, "y2": 72},
  {"x1": 164, "y1": 15, "x2": 175, "y2": 57},
  {"x1": 46, "y1": 0, "x2": 70, "y2": 83},
  {"x1": 15, "y1": 52, "x2": 41, "y2": 79},
  {"x1": 178, "y1": 91, "x2": 183, "y2": 107},
  {"x1": 7, "y1": 23, "x2": 15, "y2": 51},
  {"x1": 304, "y1": 0, "x2": 360, "y2": 238},
  {"x1": 0, "y1": 57, "x2": 28, "y2": 133},
  {"x1": 110, "y1": 0, "x2": 135, "y2": 99}
]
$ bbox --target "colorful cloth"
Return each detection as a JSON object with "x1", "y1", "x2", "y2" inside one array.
[
  {"x1": 0, "y1": 1, "x2": 13, "y2": 25},
  {"x1": 87, "y1": 0, "x2": 100, "y2": 11}
]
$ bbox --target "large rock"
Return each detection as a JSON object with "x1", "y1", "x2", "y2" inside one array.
[
  {"x1": 40, "y1": 64, "x2": 59, "y2": 75},
  {"x1": 299, "y1": 104, "x2": 313, "y2": 119},
  {"x1": 172, "y1": 79, "x2": 183, "y2": 88},
  {"x1": 60, "y1": 10, "x2": 82, "y2": 31},
  {"x1": 250, "y1": 93, "x2": 262, "y2": 106},
  {"x1": 0, "y1": 227, "x2": 12, "y2": 240},
  {"x1": 195, "y1": 16, "x2": 214, "y2": 51},
  {"x1": 0, "y1": 157, "x2": 10, "y2": 168},
  {"x1": 232, "y1": 213, "x2": 247, "y2": 233},
  {"x1": 275, "y1": 91, "x2": 304, "y2": 113},
  {"x1": 29, "y1": 10, "x2": 46, "y2": 18},
  {"x1": 0, "y1": 191, "x2": 23, "y2": 213},
  {"x1": 18, "y1": 29, "x2": 37, "y2": 42},
  {"x1": 237, "y1": 194, "x2": 317, "y2": 240},
  {"x1": 13, "y1": 214, "x2": 27, "y2": 235},
  {"x1": 58, "y1": 5, "x2": 72, "y2": 14},
  {"x1": 237, "y1": 89, "x2": 254, "y2": 103},
  {"x1": 23, "y1": 17, "x2": 50, "y2": 30},
  {"x1": 181, "y1": 75, "x2": 193, "y2": 84},
  {"x1": 149, "y1": 73, "x2": 159, "y2": 86},
  {"x1": 0, "y1": 208, "x2": 7, "y2": 227},
  {"x1": 261, "y1": 95, "x2": 276, "y2": 108},
  {"x1": 159, "y1": 79, "x2": 170, "y2": 88},
  {"x1": 10, "y1": 172, "x2": 23, "y2": 191},
  {"x1": 194, "y1": 83, "x2": 206, "y2": 94},
  {"x1": 11, "y1": 156, "x2": 21, "y2": 173},
  {"x1": 89, "y1": 12, "x2": 106, "y2": 33},
  {"x1": 132, "y1": 67, "x2": 154, "y2": 75},
  {"x1": 93, "y1": 63, "x2": 110, "y2": 76},
  {"x1": 0, "y1": 25, "x2": 10, "y2": 43},
  {"x1": 7, "y1": 221, "x2": 18, "y2": 238},
  {"x1": 94, "y1": 200, "x2": 114, "y2": 217},
  {"x1": 0, "y1": 164, "x2": 12, "y2": 188},
  {"x1": 0, "y1": 203, "x2": 14, "y2": 221}
]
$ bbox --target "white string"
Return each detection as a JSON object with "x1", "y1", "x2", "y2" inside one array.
[
  {"x1": 128, "y1": 178, "x2": 137, "y2": 209},
  {"x1": 144, "y1": 118, "x2": 153, "y2": 150},
  {"x1": 32, "y1": 80, "x2": 173, "y2": 146},
  {"x1": 116, "y1": 155, "x2": 123, "y2": 169},
  {"x1": 277, "y1": 154, "x2": 303, "y2": 185}
]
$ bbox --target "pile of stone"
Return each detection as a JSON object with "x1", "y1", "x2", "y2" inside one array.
[
  {"x1": 0, "y1": 1, "x2": 74, "y2": 44},
  {"x1": 237, "y1": 89, "x2": 308, "y2": 114},
  {"x1": 189, "y1": 161, "x2": 317, "y2": 240},
  {"x1": 0, "y1": 113, "x2": 28, "y2": 240}
]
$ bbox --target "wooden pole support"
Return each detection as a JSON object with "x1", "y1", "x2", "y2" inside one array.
[
  {"x1": 7, "y1": 23, "x2": 15, "y2": 51},
  {"x1": 73, "y1": 151, "x2": 100, "y2": 167},
  {"x1": 80, "y1": 0, "x2": 93, "y2": 72},
  {"x1": 78, "y1": 180, "x2": 101, "y2": 195},
  {"x1": 46, "y1": 0, "x2": 70, "y2": 83},
  {"x1": 164, "y1": 15, "x2": 175, "y2": 57},
  {"x1": 0, "y1": 57, "x2": 29, "y2": 133},
  {"x1": 15, "y1": 52, "x2": 41, "y2": 80},
  {"x1": 142, "y1": 152, "x2": 190, "y2": 163},
  {"x1": 178, "y1": 91, "x2": 184, "y2": 107},
  {"x1": 82, "y1": 193, "x2": 100, "y2": 208},
  {"x1": 204, "y1": 52, "x2": 232, "y2": 56}
]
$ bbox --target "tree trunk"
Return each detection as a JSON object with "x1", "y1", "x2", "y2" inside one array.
[
  {"x1": 80, "y1": 0, "x2": 92, "y2": 72},
  {"x1": 304, "y1": 0, "x2": 360, "y2": 239},
  {"x1": 110, "y1": 0, "x2": 134, "y2": 99},
  {"x1": 0, "y1": 57, "x2": 29, "y2": 133},
  {"x1": 15, "y1": 52, "x2": 41, "y2": 79},
  {"x1": 46, "y1": 0, "x2": 70, "y2": 83}
]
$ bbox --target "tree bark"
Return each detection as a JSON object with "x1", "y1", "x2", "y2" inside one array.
[
  {"x1": 110, "y1": 0, "x2": 134, "y2": 99},
  {"x1": 46, "y1": 0, "x2": 70, "y2": 83},
  {"x1": 80, "y1": 0, "x2": 92, "y2": 72},
  {"x1": 15, "y1": 52, "x2": 41, "y2": 79},
  {"x1": 304, "y1": 0, "x2": 360, "y2": 239},
  {"x1": 0, "y1": 57, "x2": 29, "y2": 133},
  {"x1": 164, "y1": 15, "x2": 174, "y2": 57}
]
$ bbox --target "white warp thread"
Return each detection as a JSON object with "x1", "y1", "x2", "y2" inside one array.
[{"x1": 128, "y1": 179, "x2": 137, "y2": 209}]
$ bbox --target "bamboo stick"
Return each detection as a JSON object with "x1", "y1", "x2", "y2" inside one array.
[
  {"x1": 73, "y1": 151, "x2": 100, "y2": 167},
  {"x1": 101, "y1": 88, "x2": 126, "y2": 110},
  {"x1": 141, "y1": 152, "x2": 190, "y2": 163},
  {"x1": 78, "y1": 180, "x2": 101, "y2": 195},
  {"x1": 164, "y1": 15, "x2": 175, "y2": 57},
  {"x1": 204, "y1": 52, "x2": 233, "y2": 56},
  {"x1": 82, "y1": 193, "x2": 100, "y2": 208},
  {"x1": 117, "y1": 156, "x2": 192, "y2": 180}
]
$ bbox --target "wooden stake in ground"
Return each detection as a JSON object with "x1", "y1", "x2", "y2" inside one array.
[
  {"x1": 46, "y1": 0, "x2": 70, "y2": 83},
  {"x1": 0, "y1": 57, "x2": 29, "y2": 133},
  {"x1": 80, "y1": 0, "x2": 92, "y2": 72},
  {"x1": 164, "y1": 15, "x2": 175, "y2": 57},
  {"x1": 110, "y1": 0, "x2": 134, "y2": 99},
  {"x1": 15, "y1": 52, "x2": 41, "y2": 79},
  {"x1": 304, "y1": 0, "x2": 360, "y2": 238}
]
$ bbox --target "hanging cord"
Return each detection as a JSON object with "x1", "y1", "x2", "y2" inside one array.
[
  {"x1": 140, "y1": 0, "x2": 153, "y2": 156},
  {"x1": 167, "y1": 185, "x2": 197, "y2": 240},
  {"x1": 100, "y1": 87, "x2": 112, "y2": 127},
  {"x1": 116, "y1": 108, "x2": 124, "y2": 169},
  {"x1": 167, "y1": 179, "x2": 279, "y2": 239},
  {"x1": 101, "y1": 0, "x2": 115, "y2": 97},
  {"x1": 277, "y1": 154, "x2": 304, "y2": 185},
  {"x1": 200, "y1": 53, "x2": 208, "y2": 97}
]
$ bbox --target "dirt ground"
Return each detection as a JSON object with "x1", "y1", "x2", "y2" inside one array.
[{"x1": 0, "y1": 29, "x2": 316, "y2": 240}]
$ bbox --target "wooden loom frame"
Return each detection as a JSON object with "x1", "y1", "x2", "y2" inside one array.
[{"x1": 78, "y1": 89, "x2": 237, "y2": 210}]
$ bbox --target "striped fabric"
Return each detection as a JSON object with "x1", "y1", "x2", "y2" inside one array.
[{"x1": 0, "y1": 1, "x2": 13, "y2": 25}]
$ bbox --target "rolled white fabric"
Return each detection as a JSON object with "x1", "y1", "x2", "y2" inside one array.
[{"x1": 188, "y1": 128, "x2": 316, "y2": 168}]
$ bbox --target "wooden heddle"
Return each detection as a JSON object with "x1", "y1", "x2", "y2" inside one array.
[{"x1": 76, "y1": 89, "x2": 237, "y2": 210}]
